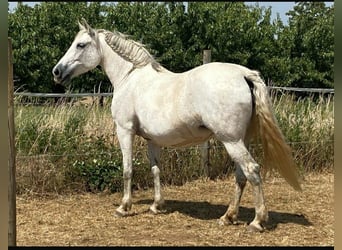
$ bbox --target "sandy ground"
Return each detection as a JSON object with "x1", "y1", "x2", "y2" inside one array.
[{"x1": 16, "y1": 172, "x2": 334, "y2": 246}]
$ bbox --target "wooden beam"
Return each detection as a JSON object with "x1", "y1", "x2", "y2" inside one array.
[{"x1": 8, "y1": 37, "x2": 16, "y2": 247}]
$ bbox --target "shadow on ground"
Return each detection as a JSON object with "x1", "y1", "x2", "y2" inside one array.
[{"x1": 136, "y1": 199, "x2": 312, "y2": 230}]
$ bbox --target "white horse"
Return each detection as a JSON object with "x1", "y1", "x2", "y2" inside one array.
[{"x1": 53, "y1": 19, "x2": 301, "y2": 232}]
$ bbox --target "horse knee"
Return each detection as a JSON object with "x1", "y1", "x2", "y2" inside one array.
[{"x1": 123, "y1": 169, "x2": 132, "y2": 180}]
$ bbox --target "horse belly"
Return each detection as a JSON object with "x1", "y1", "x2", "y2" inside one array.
[{"x1": 137, "y1": 122, "x2": 213, "y2": 147}]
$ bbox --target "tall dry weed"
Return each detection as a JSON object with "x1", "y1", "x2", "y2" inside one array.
[{"x1": 14, "y1": 93, "x2": 334, "y2": 194}]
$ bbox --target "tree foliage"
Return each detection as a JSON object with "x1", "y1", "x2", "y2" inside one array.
[
  {"x1": 8, "y1": 1, "x2": 334, "y2": 93},
  {"x1": 8, "y1": 2, "x2": 108, "y2": 92},
  {"x1": 279, "y1": 2, "x2": 334, "y2": 88}
]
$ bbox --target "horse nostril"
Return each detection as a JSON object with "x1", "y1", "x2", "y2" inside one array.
[{"x1": 53, "y1": 67, "x2": 60, "y2": 77}]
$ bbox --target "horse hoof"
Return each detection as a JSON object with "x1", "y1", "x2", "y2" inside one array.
[
  {"x1": 218, "y1": 219, "x2": 229, "y2": 226},
  {"x1": 247, "y1": 223, "x2": 265, "y2": 233},
  {"x1": 149, "y1": 206, "x2": 166, "y2": 215},
  {"x1": 218, "y1": 215, "x2": 239, "y2": 226},
  {"x1": 114, "y1": 208, "x2": 129, "y2": 217}
]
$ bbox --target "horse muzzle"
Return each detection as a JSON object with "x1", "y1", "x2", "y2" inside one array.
[{"x1": 52, "y1": 64, "x2": 72, "y2": 84}]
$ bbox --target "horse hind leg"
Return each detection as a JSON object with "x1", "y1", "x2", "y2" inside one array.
[
  {"x1": 147, "y1": 142, "x2": 165, "y2": 214},
  {"x1": 219, "y1": 164, "x2": 247, "y2": 225},
  {"x1": 220, "y1": 139, "x2": 268, "y2": 232}
]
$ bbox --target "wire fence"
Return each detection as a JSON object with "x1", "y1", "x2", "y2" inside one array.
[
  {"x1": 15, "y1": 139, "x2": 334, "y2": 160},
  {"x1": 13, "y1": 86, "x2": 334, "y2": 194},
  {"x1": 13, "y1": 86, "x2": 335, "y2": 98},
  {"x1": 14, "y1": 86, "x2": 334, "y2": 161}
]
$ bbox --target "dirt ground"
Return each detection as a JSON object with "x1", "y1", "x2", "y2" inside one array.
[{"x1": 16, "y1": 172, "x2": 334, "y2": 246}]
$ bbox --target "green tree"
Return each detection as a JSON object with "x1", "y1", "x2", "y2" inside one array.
[
  {"x1": 8, "y1": 2, "x2": 109, "y2": 93},
  {"x1": 277, "y1": 2, "x2": 334, "y2": 88},
  {"x1": 8, "y1": 2, "x2": 334, "y2": 92},
  {"x1": 185, "y1": 3, "x2": 277, "y2": 74},
  {"x1": 103, "y1": 2, "x2": 189, "y2": 72}
]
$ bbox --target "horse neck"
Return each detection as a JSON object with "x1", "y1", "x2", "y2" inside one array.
[{"x1": 98, "y1": 33, "x2": 134, "y2": 89}]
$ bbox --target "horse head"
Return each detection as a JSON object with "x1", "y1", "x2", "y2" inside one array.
[{"x1": 52, "y1": 18, "x2": 102, "y2": 84}]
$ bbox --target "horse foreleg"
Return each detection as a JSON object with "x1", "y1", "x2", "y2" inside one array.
[
  {"x1": 147, "y1": 142, "x2": 165, "y2": 214},
  {"x1": 115, "y1": 126, "x2": 134, "y2": 217},
  {"x1": 219, "y1": 164, "x2": 247, "y2": 225},
  {"x1": 221, "y1": 140, "x2": 268, "y2": 232}
]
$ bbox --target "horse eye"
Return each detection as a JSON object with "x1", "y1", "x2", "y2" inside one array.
[{"x1": 76, "y1": 43, "x2": 86, "y2": 49}]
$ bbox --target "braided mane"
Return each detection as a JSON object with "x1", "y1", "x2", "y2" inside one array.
[{"x1": 99, "y1": 29, "x2": 163, "y2": 72}]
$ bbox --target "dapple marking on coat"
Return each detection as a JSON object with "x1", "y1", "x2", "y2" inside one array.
[{"x1": 52, "y1": 19, "x2": 301, "y2": 232}]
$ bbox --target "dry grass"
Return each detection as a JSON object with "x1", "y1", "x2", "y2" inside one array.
[
  {"x1": 16, "y1": 172, "x2": 334, "y2": 246},
  {"x1": 14, "y1": 93, "x2": 334, "y2": 194}
]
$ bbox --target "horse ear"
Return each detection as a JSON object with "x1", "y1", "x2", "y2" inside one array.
[
  {"x1": 79, "y1": 18, "x2": 96, "y2": 38},
  {"x1": 78, "y1": 20, "x2": 86, "y2": 30}
]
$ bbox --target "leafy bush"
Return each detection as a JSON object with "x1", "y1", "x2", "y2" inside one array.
[{"x1": 71, "y1": 158, "x2": 122, "y2": 192}]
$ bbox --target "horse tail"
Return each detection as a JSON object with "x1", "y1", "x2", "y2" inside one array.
[{"x1": 245, "y1": 70, "x2": 302, "y2": 191}]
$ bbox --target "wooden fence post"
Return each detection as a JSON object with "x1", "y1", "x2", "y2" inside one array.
[
  {"x1": 201, "y1": 50, "x2": 211, "y2": 177},
  {"x1": 8, "y1": 37, "x2": 16, "y2": 247}
]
